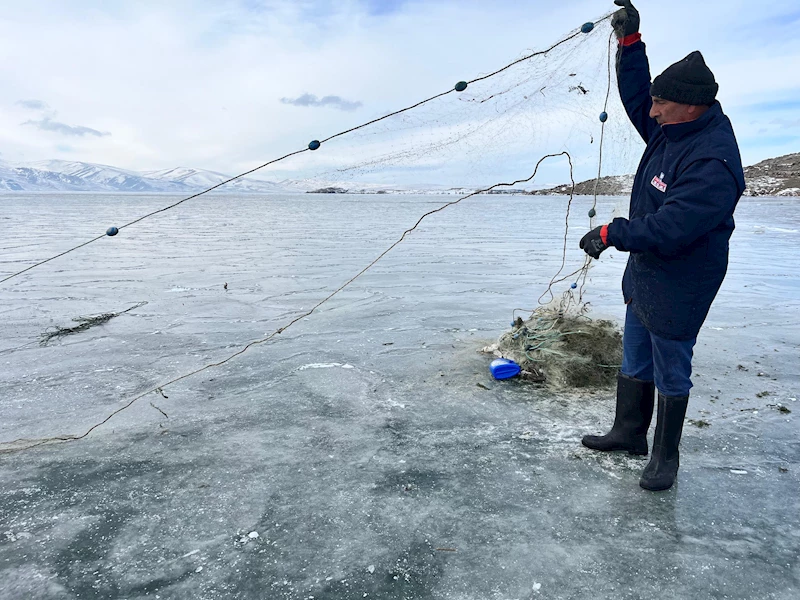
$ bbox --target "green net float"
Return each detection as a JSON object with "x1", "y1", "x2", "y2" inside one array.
[
  {"x1": 581, "y1": 22, "x2": 594, "y2": 34},
  {"x1": 588, "y1": 208, "x2": 596, "y2": 218},
  {"x1": 308, "y1": 140, "x2": 321, "y2": 151},
  {"x1": 455, "y1": 81, "x2": 468, "y2": 92}
]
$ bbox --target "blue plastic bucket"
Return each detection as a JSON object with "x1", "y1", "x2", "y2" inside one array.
[{"x1": 490, "y1": 358, "x2": 521, "y2": 380}]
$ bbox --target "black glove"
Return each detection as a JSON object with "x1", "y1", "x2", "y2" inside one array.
[
  {"x1": 611, "y1": 0, "x2": 640, "y2": 39},
  {"x1": 580, "y1": 226, "x2": 609, "y2": 259}
]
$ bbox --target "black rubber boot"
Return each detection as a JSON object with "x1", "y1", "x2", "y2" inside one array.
[
  {"x1": 582, "y1": 373, "x2": 655, "y2": 456},
  {"x1": 639, "y1": 393, "x2": 690, "y2": 491}
]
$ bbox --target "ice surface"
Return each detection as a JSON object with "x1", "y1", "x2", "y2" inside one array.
[{"x1": 0, "y1": 193, "x2": 798, "y2": 599}]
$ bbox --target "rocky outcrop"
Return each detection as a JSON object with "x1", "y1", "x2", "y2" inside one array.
[
  {"x1": 485, "y1": 189, "x2": 529, "y2": 195},
  {"x1": 529, "y1": 174, "x2": 634, "y2": 196},
  {"x1": 306, "y1": 187, "x2": 349, "y2": 194},
  {"x1": 742, "y1": 153, "x2": 800, "y2": 196},
  {"x1": 529, "y1": 153, "x2": 800, "y2": 197}
]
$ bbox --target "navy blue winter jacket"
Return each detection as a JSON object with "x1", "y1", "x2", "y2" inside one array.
[{"x1": 607, "y1": 40, "x2": 746, "y2": 341}]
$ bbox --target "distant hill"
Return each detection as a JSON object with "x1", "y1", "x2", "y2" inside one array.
[
  {"x1": 0, "y1": 159, "x2": 461, "y2": 195},
  {"x1": 141, "y1": 166, "x2": 286, "y2": 194},
  {"x1": 528, "y1": 153, "x2": 800, "y2": 197},
  {"x1": 0, "y1": 160, "x2": 286, "y2": 194},
  {"x1": 1, "y1": 153, "x2": 798, "y2": 196},
  {"x1": 529, "y1": 174, "x2": 635, "y2": 197},
  {"x1": 742, "y1": 153, "x2": 800, "y2": 196}
]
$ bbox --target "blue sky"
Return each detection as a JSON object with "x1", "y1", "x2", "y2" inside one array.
[{"x1": 1, "y1": 0, "x2": 798, "y2": 184}]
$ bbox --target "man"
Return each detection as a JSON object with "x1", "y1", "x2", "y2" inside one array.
[{"x1": 578, "y1": 0, "x2": 745, "y2": 491}]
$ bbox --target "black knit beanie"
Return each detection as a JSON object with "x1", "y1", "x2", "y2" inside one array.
[{"x1": 650, "y1": 51, "x2": 718, "y2": 106}]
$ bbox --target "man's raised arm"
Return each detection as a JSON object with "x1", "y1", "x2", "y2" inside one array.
[{"x1": 613, "y1": 0, "x2": 658, "y2": 143}]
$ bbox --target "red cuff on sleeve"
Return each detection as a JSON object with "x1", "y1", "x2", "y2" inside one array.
[
  {"x1": 619, "y1": 32, "x2": 642, "y2": 47},
  {"x1": 600, "y1": 224, "x2": 609, "y2": 246}
]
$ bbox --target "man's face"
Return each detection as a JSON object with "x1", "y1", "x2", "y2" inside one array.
[{"x1": 649, "y1": 97, "x2": 696, "y2": 125}]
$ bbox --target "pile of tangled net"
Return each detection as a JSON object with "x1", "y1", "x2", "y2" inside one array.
[{"x1": 485, "y1": 292, "x2": 622, "y2": 388}]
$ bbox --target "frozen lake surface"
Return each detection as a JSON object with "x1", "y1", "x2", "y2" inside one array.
[{"x1": 1, "y1": 192, "x2": 798, "y2": 599}]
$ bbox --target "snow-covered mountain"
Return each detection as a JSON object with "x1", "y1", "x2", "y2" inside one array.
[
  {"x1": 142, "y1": 166, "x2": 285, "y2": 193},
  {"x1": 0, "y1": 158, "x2": 475, "y2": 195},
  {"x1": 0, "y1": 162, "x2": 106, "y2": 192},
  {"x1": 0, "y1": 159, "x2": 481, "y2": 194},
  {"x1": 0, "y1": 160, "x2": 288, "y2": 194},
  {"x1": 27, "y1": 160, "x2": 190, "y2": 192}
]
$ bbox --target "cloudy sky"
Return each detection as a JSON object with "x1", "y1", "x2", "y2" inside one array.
[{"x1": 1, "y1": 0, "x2": 798, "y2": 184}]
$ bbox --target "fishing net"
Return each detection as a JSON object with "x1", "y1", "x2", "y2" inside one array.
[
  {"x1": 245, "y1": 13, "x2": 635, "y2": 388},
  {"x1": 1, "y1": 13, "x2": 638, "y2": 453},
  {"x1": 264, "y1": 16, "x2": 639, "y2": 193},
  {"x1": 38, "y1": 302, "x2": 148, "y2": 346},
  {"x1": 485, "y1": 300, "x2": 623, "y2": 389}
]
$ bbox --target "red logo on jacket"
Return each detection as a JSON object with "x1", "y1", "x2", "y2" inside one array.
[{"x1": 651, "y1": 172, "x2": 667, "y2": 193}]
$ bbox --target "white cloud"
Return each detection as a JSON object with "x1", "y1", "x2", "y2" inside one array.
[
  {"x1": 16, "y1": 99, "x2": 50, "y2": 111},
  {"x1": 280, "y1": 93, "x2": 363, "y2": 111},
  {"x1": 23, "y1": 117, "x2": 110, "y2": 137}
]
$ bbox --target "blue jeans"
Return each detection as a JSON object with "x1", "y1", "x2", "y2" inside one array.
[{"x1": 621, "y1": 304, "x2": 696, "y2": 397}]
